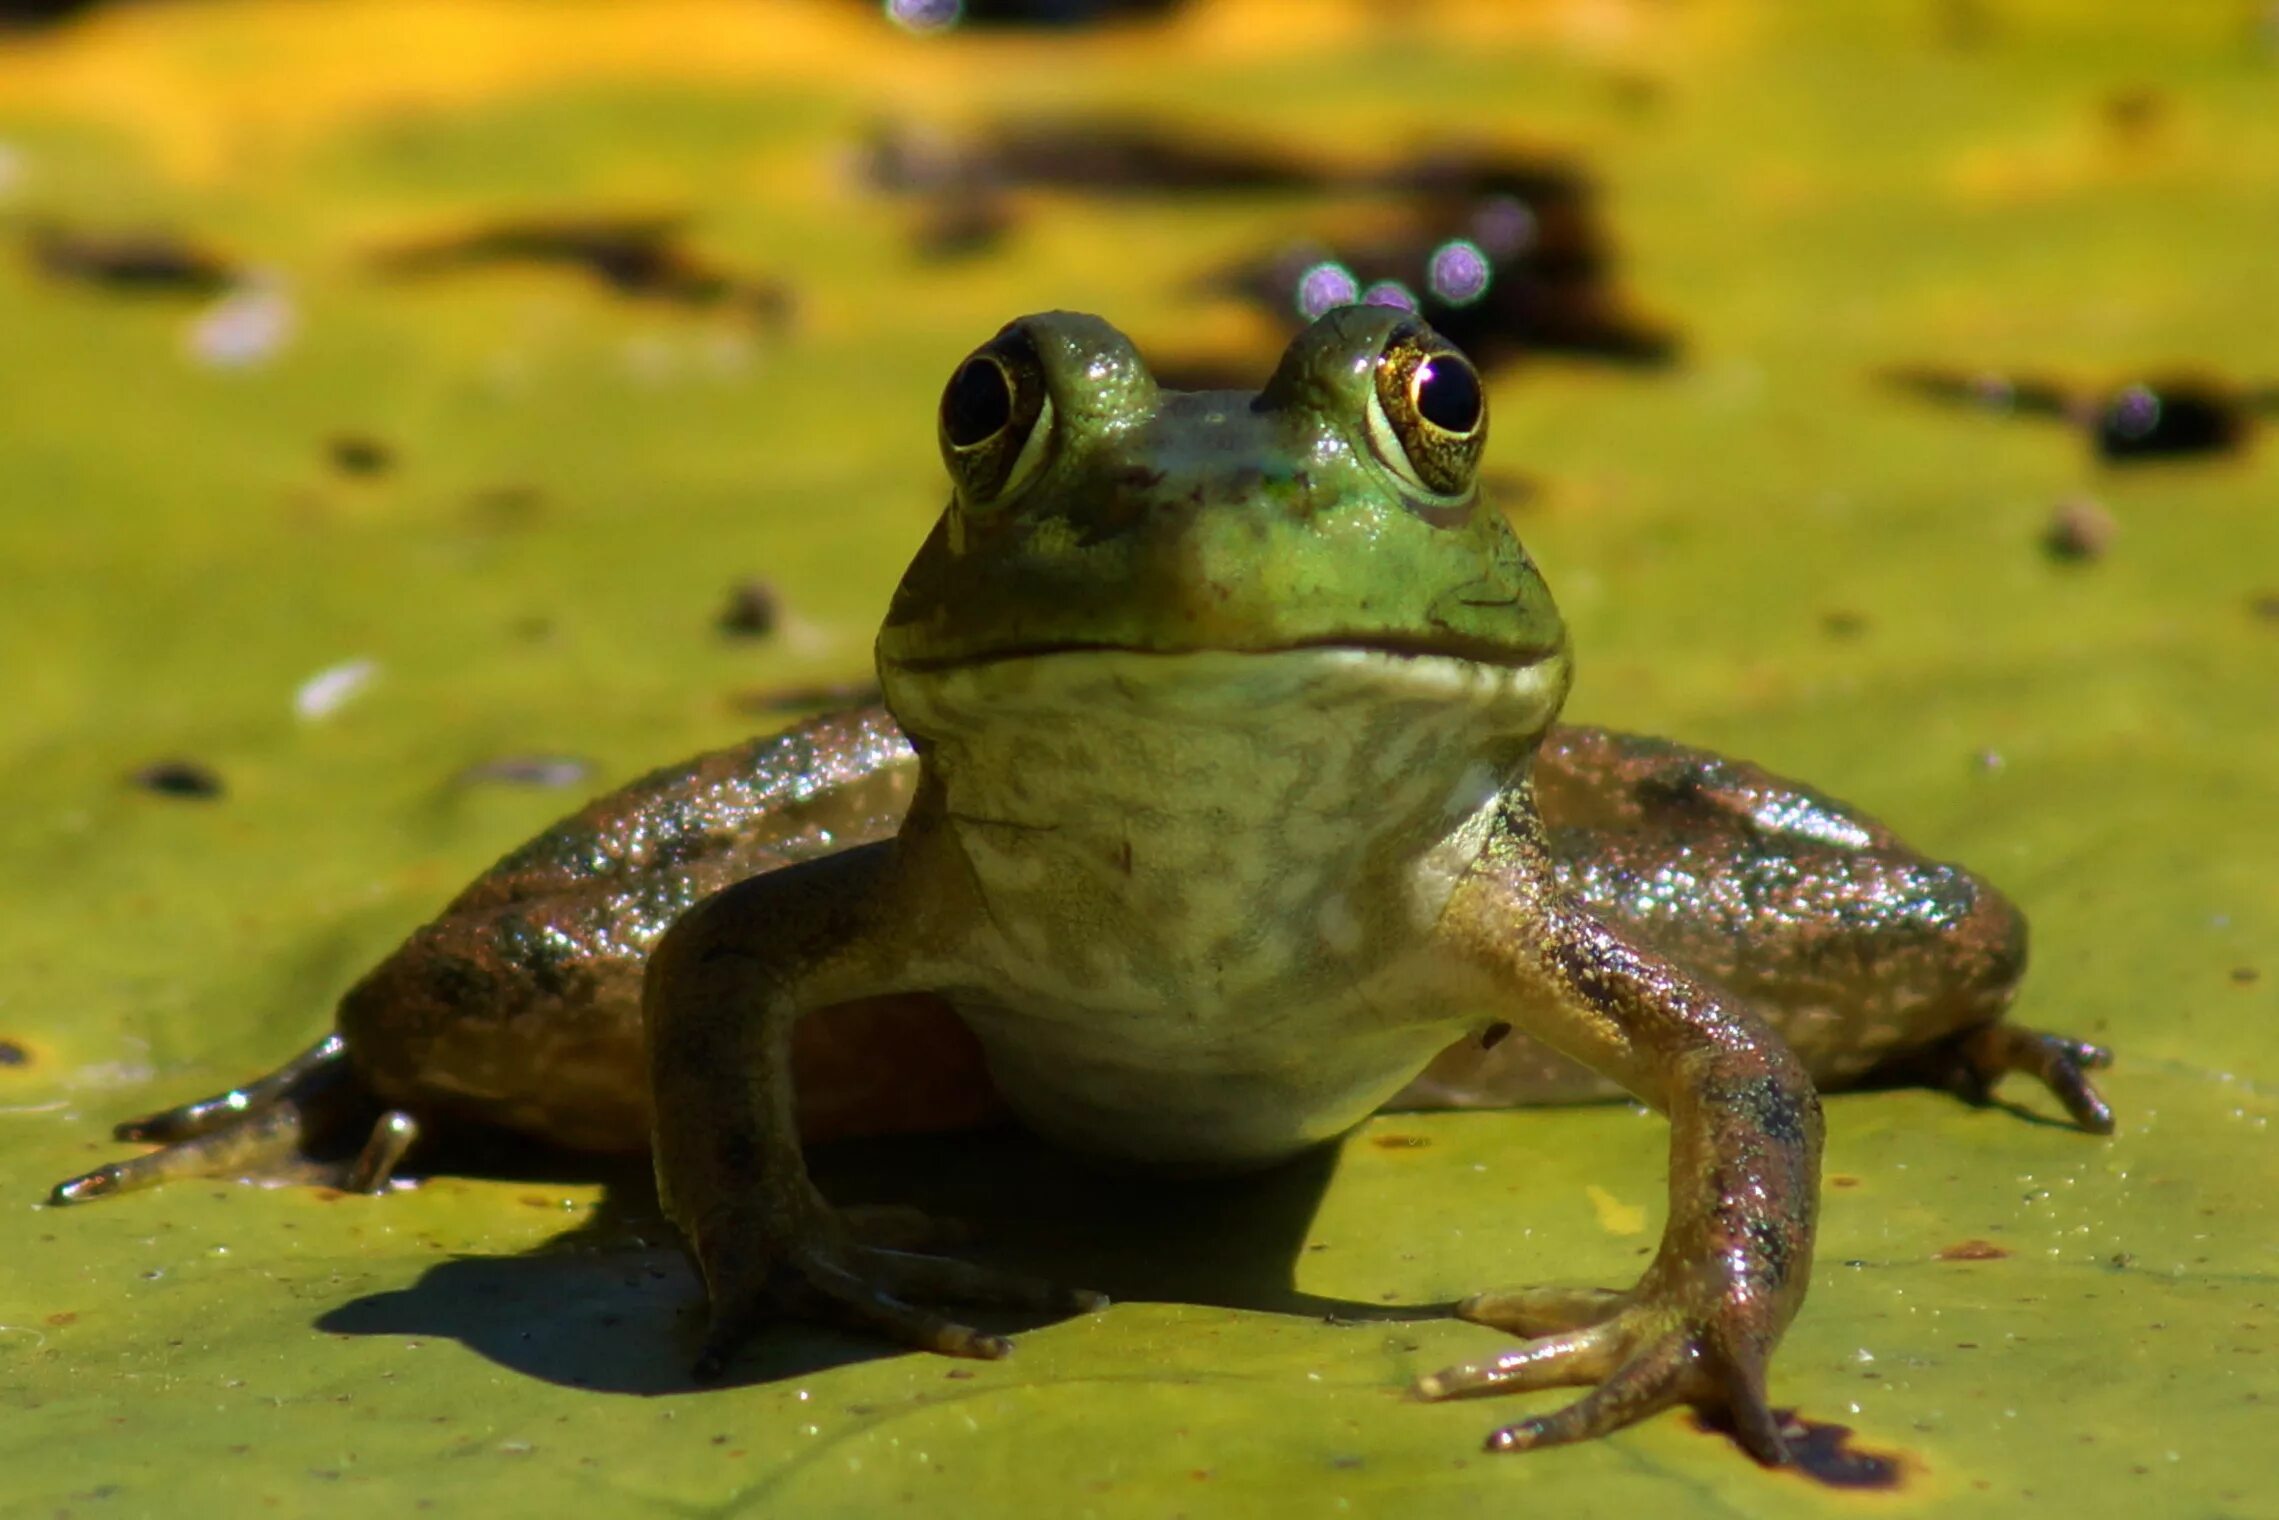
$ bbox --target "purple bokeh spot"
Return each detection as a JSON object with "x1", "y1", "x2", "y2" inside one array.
[
  {"x1": 1427, "y1": 239, "x2": 1491, "y2": 305},
  {"x1": 1360, "y1": 279, "x2": 1417, "y2": 312},
  {"x1": 1470, "y1": 195, "x2": 1537, "y2": 257},
  {"x1": 886, "y1": 0, "x2": 962, "y2": 33},
  {"x1": 2107, "y1": 383, "x2": 2161, "y2": 440},
  {"x1": 1295, "y1": 260, "x2": 1360, "y2": 320}
]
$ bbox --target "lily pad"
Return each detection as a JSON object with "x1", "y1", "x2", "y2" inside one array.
[{"x1": 1, "y1": 3, "x2": 2273, "y2": 1515}]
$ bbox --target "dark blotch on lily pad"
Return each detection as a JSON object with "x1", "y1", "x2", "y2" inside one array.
[
  {"x1": 328, "y1": 434, "x2": 396, "y2": 477},
  {"x1": 27, "y1": 225, "x2": 236, "y2": 295},
  {"x1": 130, "y1": 760, "x2": 225, "y2": 799},
  {"x1": 717, "y1": 579, "x2": 781, "y2": 640}
]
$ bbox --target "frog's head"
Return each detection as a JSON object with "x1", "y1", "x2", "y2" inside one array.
[{"x1": 877, "y1": 308, "x2": 1572, "y2": 750}]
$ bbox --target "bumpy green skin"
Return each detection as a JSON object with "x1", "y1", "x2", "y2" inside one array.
[{"x1": 52, "y1": 309, "x2": 2114, "y2": 1466}]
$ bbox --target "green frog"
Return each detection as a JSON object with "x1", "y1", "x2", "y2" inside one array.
[{"x1": 52, "y1": 308, "x2": 2112, "y2": 1463}]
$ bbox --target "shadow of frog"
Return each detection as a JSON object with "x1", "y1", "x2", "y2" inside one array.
[{"x1": 313, "y1": 1127, "x2": 1453, "y2": 1397}]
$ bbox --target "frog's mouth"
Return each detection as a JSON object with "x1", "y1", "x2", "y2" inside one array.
[
  {"x1": 880, "y1": 640, "x2": 1574, "y2": 745},
  {"x1": 882, "y1": 630, "x2": 1566, "y2": 676}
]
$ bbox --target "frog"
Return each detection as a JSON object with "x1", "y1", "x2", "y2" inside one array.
[{"x1": 50, "y1": 307, "x2": 2113, "y2": 1463}]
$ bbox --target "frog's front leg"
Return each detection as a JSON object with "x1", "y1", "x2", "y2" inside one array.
[
  {"x1": 1415, "y1": 803, "x2": 1821, "y2": 1464},
  {"x1": 644, "y1": 841, "x2": 1103, "y2": 1375}
]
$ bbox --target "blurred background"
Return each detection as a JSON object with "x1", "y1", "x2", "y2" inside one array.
[{"x1": 0, "y1": 2, "x2": 2272, "y2": 1515}]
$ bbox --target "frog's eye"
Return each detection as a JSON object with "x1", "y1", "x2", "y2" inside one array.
[
  {"x1": 1366, "y1": 323, "x2": 1486, "y2": 500},
  {"x1": 939, "y1": 328, "x2": 1054, "y2": 507}
]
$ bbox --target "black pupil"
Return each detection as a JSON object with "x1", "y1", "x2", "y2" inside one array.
[
  {"x1": 1413, "y1": 356, "x2": 1481, "y2": 433},
  {"x1": 943, "y1": 357, "x2": 1013, "y2": 447}
]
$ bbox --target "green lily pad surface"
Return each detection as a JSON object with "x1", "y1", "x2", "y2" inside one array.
[{"x1": 2, "y1": 3, "x2": 2273, "y2": 1515}]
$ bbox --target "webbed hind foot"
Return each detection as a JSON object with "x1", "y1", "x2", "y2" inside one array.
[
  {"x1": 47, "y1": 1036, "x2": 424, "y2": 1203},
  {"x1": 1886, "y1": 1021, "x2": 2115, "y2": 1134}
]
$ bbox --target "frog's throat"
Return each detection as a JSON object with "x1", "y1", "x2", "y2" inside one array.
[{"x1": 877, "y1": 644, "x2": 1564, "y2": 1170}]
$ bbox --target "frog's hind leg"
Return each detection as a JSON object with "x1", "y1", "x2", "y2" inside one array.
[{"x1": 48, "y1": 1036, "x2": 422, "y2": 1203}]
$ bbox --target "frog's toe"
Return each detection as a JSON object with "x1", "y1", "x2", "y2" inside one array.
[
  {"x1": 1954, "y1": 1023, "x2": 2117, "y2": 1134},
  {"x1": 690, "y1": 1224, "x2": 1106, "y2": 1378},
  {"x1": 50, "y1": 1101, "x2": 310, "y2": 1204},
  {"x1": 112, "y1": 1035, "x2": 348, "y2": 1143},
  {"x1": 343, "y1": 1110, "x2": 421, "y2": 1192},
  {"x1": 1454, "y1": 1284, "x2": 1628, "y2": 1338},
  {"x1": 787, "y1": 1242, "x2": 1106, "y2": 1356},
  {"x1": 1415, "y1": 1291, "x2": 1789, "y2": 1464}
]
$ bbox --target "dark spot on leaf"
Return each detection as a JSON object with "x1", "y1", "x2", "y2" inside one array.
[
  {"x1": 1369, "y1": 1133, "x2": 1430, "y2": 1150},
  {"x1": 1478, "y1": 1020, "x2": 1512, "y2": 1050},
  {"x1": 0, "y1": 1039, "x2": 28, "y2": 1066},
  {"x1": 26, "y1": 224, "x2": 235, "y2": 294},
  {"x1": 2043, "y1": 496, "x2": 2117, "y2": 562},
  {"x1": 2100, "y1": 87, "x2": 2167, "y2": 144},
  {"x1": 45, "y1": 1311, "x2": 74, "y2": 1326},
  {"x1": 1820, "y1": 610, "x2": 1869, "y2": 640},
  {"x1": 130, "y1": 759, "x2": 225, "y2": 799},
  {"x1": 862, "y1": 115, "x2": 1322, "y2": 200},
  {"x1": 2094, "y1": 380, "x2": 2248, "y2": 461},
  {"x1": 328, "y1": 434, "x2": 395, "y2": 477},
  {"x1": 1936, "y1": 1238, "x2": 2010, "y2": 1261},
  {"x1": 1886, "y1": 364, "x2": 2270, "y2": 463},
  {"x1": 373, "y1": 214, "x2": 792, "y2": 319},
  {"x1": 2249, "y1": 592, "x2": 2279, "y2": 623},
  {"x1": 909, "y1": 195, "x2": 1018, "y2": 261},
  {"x1": 1830, "y1": 1174, "x2": 1860, "y2": 1188},
  {"x1": 717, "y1": 579, "x2": 780, "y2": 639}
]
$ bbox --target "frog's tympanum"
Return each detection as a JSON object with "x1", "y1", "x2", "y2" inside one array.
[{"x1": 53, "y1": 310, "x2": 2114, "y2": 1463}]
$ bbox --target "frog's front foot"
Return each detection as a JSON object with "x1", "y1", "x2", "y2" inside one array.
[
  {"x1": 1414, "y1": 1269, "x2": 1791, "y2": 1463},
  {"x1": 684, "y1": 1201, "x2": 1108, "y2": 1378}
]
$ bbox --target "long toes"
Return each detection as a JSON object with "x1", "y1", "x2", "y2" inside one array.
[
  {"x1": 1994, "y1": 1027, "x2": 2116, "y2": 1134},
  {"x1": 865, "y1": 1247, "x2": 1108, "y2": 1316},
  {"x1": 791, "y1": 1253, "x2": 1013, "y2": 1359},
  {"x1": 1456, "y1": 1284, "x2": 1627, "y2": 1338},
  {"x1": 1481, "y1": 1332, "x2": 1728, "y2": 1456},
  {"x1": 1413, "y1": 1325, "x2": 1620, "y2": 1402},
  {"x1": 115, "y1": 1035, "x2": 349, "y2": 1142},
  {"x1": 50, "y1": 1103, "x2": 308, "y2": 1205}
]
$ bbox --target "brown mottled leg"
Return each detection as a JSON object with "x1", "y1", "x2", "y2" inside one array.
[
  {"x1": 644, "y1": 843, "x2": 1104, "y2": 1379},
  {"x1": 1402, "y1": 726, "x2": 2116, "y2": 1135},
  {"x1": 1416, "y1": 805, "x2": 1821, "y2": 1463}
]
